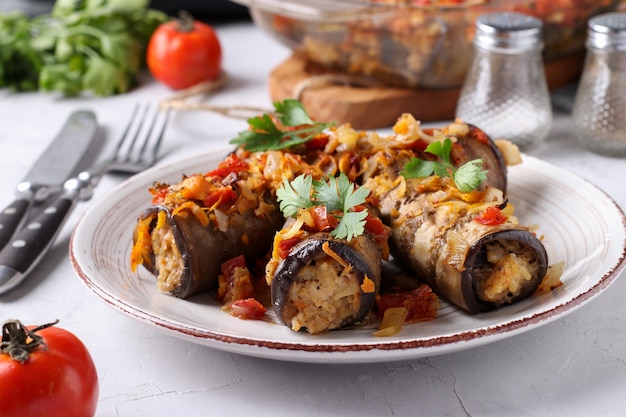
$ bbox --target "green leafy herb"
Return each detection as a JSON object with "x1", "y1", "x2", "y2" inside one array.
[
  {"x1": 276, "y1": 173, "x2": 370, "y2": 241},
  {"x1": 400, "y1": 138, "x2": 487, "y2": 192},
  {"x1": 0, "y1": 0, "x2": 167, "y2": 96},
  {"x1": 275, "y1": 174, "x2": 314, "y2": 218},
  {"x1": 230, "y1": 99, "x2": 334, "y2": 151}
]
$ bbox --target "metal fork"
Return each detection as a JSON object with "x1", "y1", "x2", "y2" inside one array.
[{"x1": 0, "y1": 104, "x2": 170, "y2": 294}]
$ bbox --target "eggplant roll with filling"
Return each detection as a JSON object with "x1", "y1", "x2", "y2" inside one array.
[
  {"x1": 377, "y1": 177, "x2": 548, "y2": 314},
  {"x1": 130, "y1": 149, "x2": 314, "y2": 298},
  {"x1": 267, "y1": 232, "x2": 384, "y2": 334}
]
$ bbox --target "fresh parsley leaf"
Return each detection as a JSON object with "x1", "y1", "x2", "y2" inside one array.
[
  {"x1": 454, "y1": 159, "x2": 488, "y2": 193},
  {"x1": 276, "y1": 172, "x2": 371, "y2": 241},
  {"x1": 401, "y1": 158, "x2": 438, "y2": 179},
  {"x1": 0, "y1": 0, "x2": 167, "y2": 96},
  {"x1": 275, "y1": 99, "x2": 315, "y2": 126},
  {"x1": 276, "y1": 175, "x2": 314, "y2": 218},
  {"x1": 400, "y1": 138, "x2": 487, "y2": 192},
  {"x1": 230, "y1": 99, "x2": 334, "y2": 151},
  {"x1": 333, "y1": 210, "x2": 368, "y2": 242}
]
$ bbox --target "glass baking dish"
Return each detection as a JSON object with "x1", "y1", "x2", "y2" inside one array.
[{"x1": 233, "y1": 0, "x2": 619, "y2": 88}]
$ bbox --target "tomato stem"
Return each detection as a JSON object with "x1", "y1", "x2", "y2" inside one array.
[
  {"x1": 177, "y1": 10, "x2": 195, "y2": 33},
  {"x1": 0, "y1": 319, "x2": 58, "y2": 363}
]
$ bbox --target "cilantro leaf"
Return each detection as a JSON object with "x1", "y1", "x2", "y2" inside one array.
[
  {"x1": 400, "y1": 138, "x2": 487, "y2": 192},
  {"x1": 275, "y1": 99, "x2": 315, "y2": 126},
  {"x1": 276, "y1": 175, "x2": 314, "y2": 218},
  {"x1": 454, "y1": 159, "x2": 488, "y2": 192},
  {"x1": 230, "y1": 99, "x2": 334, "y2": 151},
  {"x1": 275, "y1": 173, "x2": 371, "y2": 241},
  {"x1": 400, "y1": 158, "x2": 438, "y2": 179},
  {"x1": 333, "y1": 210, "x2": 368, "y2": 242}
]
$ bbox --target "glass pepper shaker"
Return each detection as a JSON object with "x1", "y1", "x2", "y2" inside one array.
[
  {"x1": 456, "y1": 12, "x2": 552, "y2": 150},
  {"x1": 572, "y1": 13, "x2": 626, "y2": 157}
]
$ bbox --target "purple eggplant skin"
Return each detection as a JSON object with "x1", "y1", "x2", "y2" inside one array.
[
  {"x1": 450, "y1": 123, "x2": 508, "y2": 193},
  {"x1": 137, "y1": 197, "x2": 284, "y2": 299},
  {"x1": 271, "y1": 233, "x2": 381, "y2": 332},
  {"x1": 461, "y1": 229, "x2": 549, "y2": 314}
]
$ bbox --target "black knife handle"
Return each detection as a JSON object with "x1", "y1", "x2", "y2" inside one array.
[
  {"x1": 0, "y1": 198, "x2": 31, "y2": 250},
  {"x1": 0, "y1": 195, "x2": 75, "y2": 276}
]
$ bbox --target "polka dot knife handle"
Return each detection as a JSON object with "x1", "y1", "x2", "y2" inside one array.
[
  {"x1": 0, "y1": 181, "x2": 83, "y2": 295},
  {"x1": 0, "y1": 198, "x2": 32, "y2": 250},
  {"x1": 0, "y1": 110, "x2": 98, "y2": 255},
  {"x1": 0, "y1": 110, "x2": 98, "y2": 295},
  {"x1": 0, "y1": 200, "x2": 75, "y2": 294}
]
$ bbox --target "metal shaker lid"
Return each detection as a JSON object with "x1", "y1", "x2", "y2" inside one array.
[
  {"x1": 587, "y1": 12, "x2": 626, "y2": 51},
  {"x1": 474, "y1": 12, "x2": 543, "y2": 53}
]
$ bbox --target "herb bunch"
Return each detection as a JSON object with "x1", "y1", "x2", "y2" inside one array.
[
  {"x1": 400, "y1": 138, "x2": 487, "y2": 192},
  {"x1": 276, "y1": 173, "x2": 370, "y2": 241},
  {"x1": 0, "y1": 0, "x2": 167, "y2": 96}
]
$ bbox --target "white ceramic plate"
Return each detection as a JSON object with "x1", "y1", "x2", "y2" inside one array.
[{"x1": 70, "y1": 150, "x2": 626, "y2": 363}]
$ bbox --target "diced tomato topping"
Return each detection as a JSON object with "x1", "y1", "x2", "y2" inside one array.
[
  {"x1": 376, "y1": 285, "x2": 438, "y2": 323},
  {"x1": 204, "y1": 187, "x2": 238, "y2": 208},
  {"x1": 364, "y1": 215, "x2": 389, "y2": 239},
  {"x1": 206, "y1": 153, "x2": 249, "y2": 178},
  {"x1": 310, "y1": 205, "x2": 338, "y2": 232},
  {"x1": 278, "y1": 236, "x2": 302, "y2": 259},
  {"x1": 475, "y1": 205, "x2": 507, "y2": 226},
  {"x1": 471, "y1": 127, "x2": 491, "y2": 146},
  {"x1": 305, "y1": 134, "x2": 329, "y2": 150},
  {"x1": 221, "y1": 255, "x2": 247, "y2": 279},
  {"x1": 151, "y1": 187, "x2": 169, "y2": 204},
  {"x1": 228, "y1": 298, "x2": 267, "y2": 320},
  {"x1": 405, "y1": 138, "x2": 429, "y2": 152}
]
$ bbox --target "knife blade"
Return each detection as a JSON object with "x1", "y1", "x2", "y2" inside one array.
[{"x1": 0, "y1": 110, "x2": 98, "y2": 250}]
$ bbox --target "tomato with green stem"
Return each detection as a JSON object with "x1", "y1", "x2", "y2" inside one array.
[
  {"x1": 147, "y1": 11, "x2": 222, "y2": 90},
  {"x1": 0, "y1": 319, "x2": 99, "y2": 417}
]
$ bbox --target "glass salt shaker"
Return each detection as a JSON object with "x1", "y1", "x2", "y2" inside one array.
[
  {"x1": 572, "y1": 13, "x2": 626, "y2": 157},
  {"x1": 456, "y1": 12, "x2": 552, "y2": 150}
]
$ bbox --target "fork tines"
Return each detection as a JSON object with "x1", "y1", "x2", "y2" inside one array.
[{"x1": 113, "y1": 103, "x2": 171, "y2": 168}]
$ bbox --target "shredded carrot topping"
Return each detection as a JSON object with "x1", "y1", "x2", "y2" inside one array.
[
  {"x1": 321, "y1": 241, "x2": 349, "y2": 268},
  {"x1": 360, "y1": 276, "x2": 376, "y2": 293}
]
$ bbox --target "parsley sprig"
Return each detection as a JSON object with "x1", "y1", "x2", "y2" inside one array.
[
  {"x1": 230, "y1": 99, "x2": 334, "y2": 151},
  {"x1": 400, "y1": 138, "x2": 487, "y2": 192},
  {"x1": 0, "y1": 0, "x2": 167, "y2": 96},
  {"x1": 276, "y1": 173, "x2": 370, "y2": 241}
]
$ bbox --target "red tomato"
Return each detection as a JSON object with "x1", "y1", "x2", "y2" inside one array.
[
  {"x1": 376, "y1": 285, "x2": 439, "y2": 323},
  {"x1": 0, "y1": 319, "x2": 99, "y2": 417},
  {"x1": 206, "y1": 153, "x2": 249, "y2": 178},
  {"x1": 204, "y1": 187, "x2": 238, "y2": 208},
  {"x1": 147, "y1": 11, "x2": 222, "y2": 90},
  {"x1": 221, "y1": 254, "x2": 247, "y2": 278},
  {"x1": 310, "y1": 205, "x2": 338, "y2": 232},
  {"x1": 364, "y1": 215, "x2": 389, "y2": 239},
  {"x1": 475, "y1": 205, "x2": 508, "y2": 226},
  {"x1": 278, "y1": 236, "x2": 302, "y2": 259},
  {"x1": 228, "y1": 298, "x2": 267, "y2": 320}
]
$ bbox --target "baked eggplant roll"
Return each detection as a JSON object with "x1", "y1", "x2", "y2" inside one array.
[
  {"x1": 350, "y1": 115, "x2": 547, "y2": 313},
  {"x1": 133, "y1": 199, "x2": 284, "y2": 298},
  {"x1": 270, "y1": 232, "x2": 383, "y2": 334},
  {"x1": 379, "y1": 177, "x2": 548, "y2": 314},
  {"x1": 130, "y1": 148, "x2": 314, "y2": 298},
  {"x1": 265, "y1": 173, "x2": 390, "y2": 334}
]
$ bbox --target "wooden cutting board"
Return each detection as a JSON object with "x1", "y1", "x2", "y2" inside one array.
[{"x1": 269, "y1": 52, "x2": 585, "y2": 129}]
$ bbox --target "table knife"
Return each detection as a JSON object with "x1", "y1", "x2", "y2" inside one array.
[{"x1": 0, "y1": 110, "x2": 98, "y2": 250}]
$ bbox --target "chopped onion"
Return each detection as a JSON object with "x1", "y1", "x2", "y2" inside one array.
[
  {"x1": 374, "y1": 307, "x2": 408, "y2": 337},
  {"x1": 214, "y1": 209, "x2": 229, "y2": 232}
]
